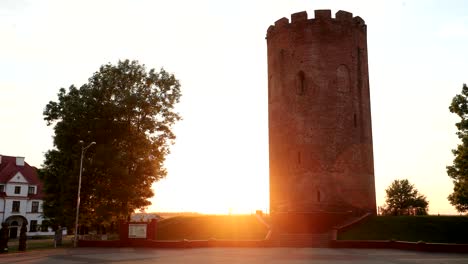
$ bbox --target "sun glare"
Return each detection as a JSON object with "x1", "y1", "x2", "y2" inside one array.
[{"x1": 148, "y1": 127, "x2": 269, "y2": 215}]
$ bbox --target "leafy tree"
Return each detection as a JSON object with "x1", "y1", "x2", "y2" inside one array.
[
  {"x1": 381, "y1": 179, "x2": 429, "y2": 216},
  {"x1": 447, "y1": 84, "x2": 468, "y2": 212},
  {"x1": 40, "y1": 60, "x2": 181, "y2": 229}
]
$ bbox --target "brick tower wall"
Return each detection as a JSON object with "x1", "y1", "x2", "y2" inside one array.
[{"x1": 267, "y1": 10, "x2": 376, "y2": 216}]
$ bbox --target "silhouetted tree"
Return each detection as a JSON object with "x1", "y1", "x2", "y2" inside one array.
[
  {"x1": 40, "y1": 60, "x2": 181, "y2": 229},
  {"x1": 0, "y1": 223, "x2": 8, "y2": 253},
  {"x1": 447, "y1": 83, "x2": 468, "y2": 212},
  {"x1": 382, "y1": 179, "x2": 428, "y2": 216}
]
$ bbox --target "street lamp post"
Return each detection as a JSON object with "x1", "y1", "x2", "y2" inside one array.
[{"x1": 74, "y1": 141, "x2": 96, "y2": 248}]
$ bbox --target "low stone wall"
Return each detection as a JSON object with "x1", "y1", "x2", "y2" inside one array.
[
  {"x1": 330, "y1": 214, "x2": 468, "y2": 253},
  {"x1": 79, "y1": 238, "x2": 468, "y2": 252},
  {"x1": 330, "y1": 240, "x2": 468, "y2": 253},
  {"x1": 79, "y1": 215, "x2": 468, "y2": 252},
  {"x1": 79, "y1": 239, "x2": 268, "y2": 248}
]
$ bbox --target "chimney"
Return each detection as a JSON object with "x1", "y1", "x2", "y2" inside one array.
[{"x1": 16, "y1": 157, "x2": 25, "y2": 166}]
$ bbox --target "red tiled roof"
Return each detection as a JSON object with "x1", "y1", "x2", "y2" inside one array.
[{"x1": 0, "y1": 155, "x2": 44, "y2": 199}]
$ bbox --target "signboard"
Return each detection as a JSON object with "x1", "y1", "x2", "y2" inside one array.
[{"x1": 128, "y1": 224, "x2": 147, "y2": 239}]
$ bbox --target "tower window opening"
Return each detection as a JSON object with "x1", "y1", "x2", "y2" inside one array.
[
  {"x1": 354, "y1": 113, "x2": 357, "y2": 128},
  {"x1": 317, "y1": 191, "x2": 321, "y2": 202},
  {"x1": 297, "y1": 71, "x2": 305, "y2": 95}
]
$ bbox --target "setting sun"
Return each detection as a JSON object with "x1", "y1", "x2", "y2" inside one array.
[{"x1": 149, "y1": 120, "x2": 270, "y2": 214}]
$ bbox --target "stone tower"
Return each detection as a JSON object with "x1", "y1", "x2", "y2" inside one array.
[{"x1": 267, "y1": 10, "x2": 376, "y2": 232}]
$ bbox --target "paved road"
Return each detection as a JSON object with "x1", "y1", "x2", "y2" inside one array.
[{"x1": 1, "y1": 247, "x2": 468, "y2": 264}]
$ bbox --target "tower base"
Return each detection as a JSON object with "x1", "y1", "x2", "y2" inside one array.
[{"x1": 271, "y1": 211, "x2": 353, "y2": 234}]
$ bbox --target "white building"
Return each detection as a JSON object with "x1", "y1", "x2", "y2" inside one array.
[{"x1": 0, "y1": 155, "x2": 56, "y2": 238}]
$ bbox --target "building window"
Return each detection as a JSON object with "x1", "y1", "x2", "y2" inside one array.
[
  {"x1": 317, "y1": 191, "x2": 321, "y2": 202},
  {"x1": 353, "y1": 113, "x2": 357, "y2": 128},
  {"x1": 28, "y1": 186, "x2": 35, "y2": 194},
  {"x1": 14, "y1": 186, "x2": 21, "y2": 194},
  {"x1": 41, "y1": 220, "x2": 51, "y2": 232},
  {"x1": 12, "y1": 201, "x2": 20, "y2": 212},
  {"x1": 30, "y1": 220, "x2": 38, "y2": 232},
  {"x1": 32, "y1": 201, "x2": 39, "y2": 213},
  {"x1": 0, "y1": 185, "x2": 4, "y2": 193}
]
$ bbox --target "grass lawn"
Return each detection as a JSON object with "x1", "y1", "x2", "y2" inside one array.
[
  {"x1": 6, "y1": 235, "x2": 74, "y2": 253},
  {"x1": 338, "y1": 215, "x2": 468, "y2": 244},
  {"x1": 156, "y1": 215, "x2": 268, "y2": 240}
]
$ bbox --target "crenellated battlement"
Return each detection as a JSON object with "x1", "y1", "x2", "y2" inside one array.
[{"x1": 266, "y1": 10, "x2": 366, "y2": 38}]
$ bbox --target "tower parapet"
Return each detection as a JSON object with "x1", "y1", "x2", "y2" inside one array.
[{"x1": 267, "y1": 10, "x2": 366, "y2": 40}]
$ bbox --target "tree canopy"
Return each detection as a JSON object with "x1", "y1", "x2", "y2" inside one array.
[
  {"x1": 381, "y1": 179, "x2": 429, "y2": 216},
  {"x1": 447, "y1": 83, "x2": 468, "y2": 212},
  {"x1": 40, "y1": 60, "x2": 181, "y2": 228}
]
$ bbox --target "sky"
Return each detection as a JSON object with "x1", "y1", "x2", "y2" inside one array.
[{"x1": 1, "y1": 0, "x2": 468, "y2": 215}]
